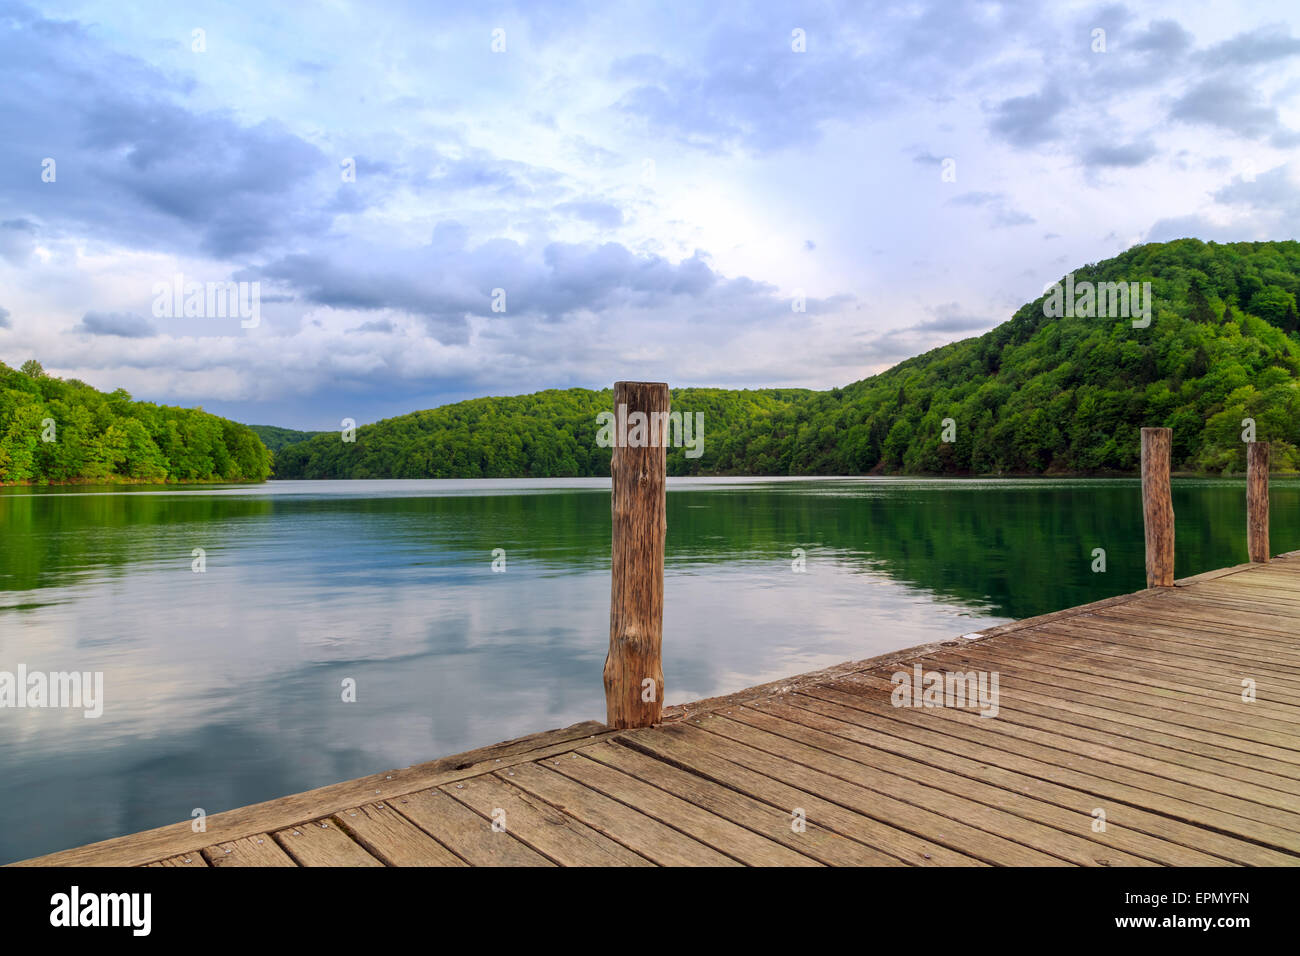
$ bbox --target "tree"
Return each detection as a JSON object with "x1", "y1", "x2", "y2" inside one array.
[
  {"x1": 0, "y1": 360, "x2": 271, "y2": 484},
  {"x1": 1248, "y1": 285, "x2": 1297, "y2": 327}
]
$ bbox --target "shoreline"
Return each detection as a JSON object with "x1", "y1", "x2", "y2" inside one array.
[{"x1": 5, "y1": 469, "x2": 1297, "y2": 489}]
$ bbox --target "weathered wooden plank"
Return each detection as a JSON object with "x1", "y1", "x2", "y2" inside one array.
[
  {"x1": 617, "y1": 725, "x2": 978, "y2": 865},
  {"x1": 274, "y1": 820, "x2": 383, "y2": 867},
  {"x1": 333, "y1": 804, "x2": 464, "y2": 866},
  {"x1": 659, "y1": 721, "x2": 1064, "y2": 865},
  {"x1": 202, "y1": 834, "x2": 296, "y2": 867},
  {"x1": 874, "y1": 661, "x2": 1300, "y2": 769},
  {"x1": 1019, "y1": 627, "x2": 1300, "y2": 711},
  {"x1": 781, "y1": 689, "x2": 1236, "y2": 866},
  {"x1": 1082, "y1": 600, "x2": 1300, "y2": 646},
  {"x1": 1130, "y1": 598, "x2": 1300, "y2": 638},
  {"x1": 445, "y1": 772, "x2": 652, "y2": 866},
  {"x1": 1057, "y1": 608, "x2": 1300, "y2": 660},
  {"x1": 392, "y1": 788, "x2": 553, "y2": 866},
  {"x1": 735, "y1": 699, "x2": 1156, "y2": 866},
  {"x1": 1036, "y1": 621, "x2": 1300, "y2": 689},
  {"x1": 545, "y1": 750, "x2": 820, "y2": 866},
  {"x1": 954, "y1": 638, "x2": 1300, "y2": 733},
  {"x1": 909, "y1": 658, "x2": 1300, "y2": 788},
  {"x1": 1084, "y1": 611, "x2": 1300, "y2": 663},
  {"x1": 842, "y1": 660, "x2": 1300, "y2": 795},
  {"x1": 926, "y1": 644, "x2": 1300, "y2": 754},
  {"x1": 580, "y1": 739, "x2": 895, "y2": 866},
  {"x1": 837, "y1": 669, "x2": 1300, "y2": 856},
  {"x1": 1173, "y1": 562, "x2": 1263, "y2": 586},
  {"x1": 504, "y1": 761, "x2": 740, "y2": 866},
  {"x1": 804, "y1": 679, "x2": 1300, "y2": 865},
  {"x1": 146, "y1": 853, "x2": 207, "y2": 867},
  {"x1": 693, "y1": 710, "x2": 1131, "y2": 866}
]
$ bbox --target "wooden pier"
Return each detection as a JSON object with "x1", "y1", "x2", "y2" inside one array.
[{"x1": 13, "y1": 412, "x2": 1300, "y2": 867}]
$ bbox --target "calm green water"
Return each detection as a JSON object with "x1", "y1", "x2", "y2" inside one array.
[{"x1": 0, "y1": 476, "x2": 1294, "y2": 862}]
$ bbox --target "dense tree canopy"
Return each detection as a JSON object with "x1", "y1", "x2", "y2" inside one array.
[
  {"x1": 248, "y1": 424, "x2": 328, "y2": 452},
  {"x1": 273, "y1": 239, "x2": 1300, "y2": 479},
  {"x1": 0, "y1": 361, "x2": 271, "y2": 484},
  {"x1": 272, "y1": 387, "x2": 813, "y2": 478}
]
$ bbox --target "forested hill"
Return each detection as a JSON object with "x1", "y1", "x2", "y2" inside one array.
[
  {"x1": 715, "y1": 238, "x2": 1300, "y2": 475},
  {"x1": 248, "y1": 424, "x2": 329, "y2": 451},
  {"x1": 0, "y1": 360, "x2": 271, "y2": 484},
  {"x1": 272, "y1": 239, "x2": 1300, "y2": 479},
  {"x1": 272, "y1": 387, "x2": 814, "y2": 478}
]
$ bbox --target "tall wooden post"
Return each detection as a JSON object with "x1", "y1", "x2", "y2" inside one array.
[
  {"x1": 1141, "y1": 427, "x2": 1175, "y2": 587},
  {"x1": 605, "y1": 382, "x2": 667, "y2": 729},
  {"x1": 1247, "y1": 442, "x2": 1270, "y2": 563}
]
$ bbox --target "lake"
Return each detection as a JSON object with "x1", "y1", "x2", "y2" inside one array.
[{"x1": 1, "y1": 475, "x2": 1295, "y2": 863}]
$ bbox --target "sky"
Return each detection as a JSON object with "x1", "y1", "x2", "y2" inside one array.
[{"x1": 1, "y1": 0, "x2": 1299, "y2": 429}]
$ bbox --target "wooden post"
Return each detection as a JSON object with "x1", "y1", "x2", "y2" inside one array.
[
  {"x1": 1141, "y1": 427, "x2": 1175, "y2": 588},
  {"x1": 1248, "y1": 442, "x2": 1270, "y2": 563},
  {"x1": 604, "y1": 382, "x2": 668, "y2": 729}
]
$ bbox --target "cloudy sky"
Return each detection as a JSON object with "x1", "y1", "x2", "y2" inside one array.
[{"x1": 1, "y1": 0, "x2": 1298, "y2": 428}]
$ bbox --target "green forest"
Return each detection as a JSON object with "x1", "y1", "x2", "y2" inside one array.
[
  {"x1": 7, "y1": 238, "x2": 1299, "y2": 484},
  {"x1": 273, "y1": 238, "x2": 1300, "y2": 479},
  {"x1": 0, "y1": 360, "x2": 271, "y2": 484},
  {"x1": 272, "y1": 386, "x2": 813, "y2": 478},
  {"x1": 248, "y1": 424, "x2": 328, "y2": 452}
]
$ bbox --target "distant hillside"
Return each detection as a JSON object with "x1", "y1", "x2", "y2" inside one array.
[
  {"x1": 272, "y1": 387, "x2": 814, "y2": 478},
  {"x1": 715, "y1": 238, "x2": 1300, "y2": 475},
  {"x1": 248, "y1": 424, "x2": 329, "y2": 452},
  {"x1": 0, "y1": 360, "x2": 271, "y2": 484},
  {"x1": 271, "y1": 239, "x2": 1300, "y2": 479}
]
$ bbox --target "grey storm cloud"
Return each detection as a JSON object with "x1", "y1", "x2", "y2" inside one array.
[
  {"x1": 1131, "y1": 19, "x2": 1195, "y2": 54},
  {"x1": 1170, "y1": 78, "x2": 1283, "y2": 139},
  {"x1": 610, "y1": 20, "x2": 893, "y2": 153},
  {"x1": 988, "y1": 84, "x2": 1068, "y2": 147},
  {"x1": 0, "y1": 7, "x2": 340, "y2": 258},
  {"x1": 0, "y1": 5, "x2": 571, "y2": 262},
  {"x1": 1199, "y1": 25, "x2": 1300, "y2": 65},
  {"x1": 606, "y1": 2, "x2": 1064, "y2": 154},
  {"x1": 251, "y1": 235, "x2": 835, "y2": 344},
  {"x1": 76, "y1": 311, "x2": 156, "y2": 338},
  {"x1": 0, "y1": 218, "x2": 38, "y2": 263},
  {"x1": 1081, "y1": 141, "x2": 1158, "y2": 167},
  {"x1": 349, "y1": 319, "x2": 396, "y2": 334},
  {"x1": 992, "y1": 208, "x2": 1036, "y2": 228},
  {"x1": 1213, "y1": 164, "x2": 1300, "y2": 219}
]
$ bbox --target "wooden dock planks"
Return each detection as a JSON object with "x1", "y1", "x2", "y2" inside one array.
[{"x1": 15, "y1": 557, "x2": 1300, "y2": 867}]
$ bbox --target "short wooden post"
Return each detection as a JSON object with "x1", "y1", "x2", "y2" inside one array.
[
  {"x1": 1141, "y1": 427, "x2": 1175, "y2": 587},
  {"x1": 604, "y1": 381, "x2": 667, "y2": 729},
  {"x1": 1247, "y1": 442, "x2": 1270, "y2": 563}
]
